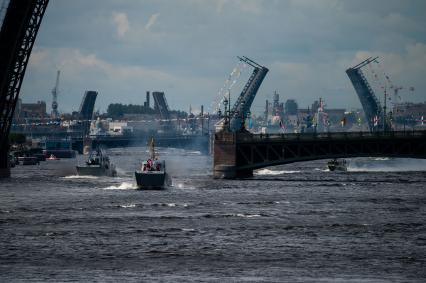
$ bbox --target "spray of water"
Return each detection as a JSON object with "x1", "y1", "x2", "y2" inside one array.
[
  {"x1": 102, "y1": 182, "x2": 136, "y2": 190},
  {"x1": 348, "y1": 158, "x2": 426, "y2": 172}
]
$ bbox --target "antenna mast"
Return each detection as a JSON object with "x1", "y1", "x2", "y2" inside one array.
[{"x1": 51, "y1": 70, "x2": 60, "y2": 119}]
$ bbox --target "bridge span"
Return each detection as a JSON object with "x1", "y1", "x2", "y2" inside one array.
[{"x1": 213, "y1": 130, "x2": 426, "y2": 179}]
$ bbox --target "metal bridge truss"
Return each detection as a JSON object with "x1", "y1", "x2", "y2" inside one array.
[{"x1": 0, "y1": 0, "x2": 49, "y2": 177}]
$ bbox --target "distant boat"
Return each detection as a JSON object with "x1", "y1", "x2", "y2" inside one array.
[
  {"x1": 328, "y1": 159, "x2": 348, "y2": 171},
  {"x1": 135, "y1": 138, "x2": 171, "y2": 190},
  {"x1": 47, "y1": 154, "x2": 60, "y2": 161},
  {"x1": 76, "y1": 147, "x2": 117, "y2": 177}
]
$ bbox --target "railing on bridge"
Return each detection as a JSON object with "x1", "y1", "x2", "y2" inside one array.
[{"x1": 236, "y1": 130, "x2": 426, "y2": 142}]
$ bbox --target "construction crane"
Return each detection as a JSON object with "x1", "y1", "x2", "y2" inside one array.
[{"x1": 51, "y1": 70, "x2": 60, "y2": 119}]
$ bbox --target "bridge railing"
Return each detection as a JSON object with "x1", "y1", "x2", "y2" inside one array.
[{"x1": 236, "y1": 130, "x2": 426, "y2": 142}]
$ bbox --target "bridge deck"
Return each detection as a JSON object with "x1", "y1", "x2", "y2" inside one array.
[{"x1": 214, "y1": 131, "x2": 426, "y2": 178}]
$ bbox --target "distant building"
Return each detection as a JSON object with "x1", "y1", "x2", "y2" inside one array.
[
  {"x1": 327, "y1": 109, "x2": 346, "y2": 124},
  {"x1": 311, "y1": 100, "x2": 320, "y2": 114},
  {"x1": 284, "y1": 99, "x2": 298, "y2": 115},
  {"x1": 19, "y1": 100, "x2": 47, "y2": 119},
  {"x1": 394, "y1": 102, "x2": 426, "y2": 118}
]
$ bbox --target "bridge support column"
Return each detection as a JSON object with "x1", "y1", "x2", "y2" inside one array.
[
  {"x1": 214, "y1": 132, "x2": 236, "y2": 179},
  {"x1": 0, "y1": 149, "x2": 11, "y2": 178},
  {"x1": 213, "y1": 132, "x2": 253, "y2": 179}
]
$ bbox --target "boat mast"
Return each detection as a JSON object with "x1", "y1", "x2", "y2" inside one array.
[{"x1": 149, "y1": 138, "x2": 156, "y2": 159}]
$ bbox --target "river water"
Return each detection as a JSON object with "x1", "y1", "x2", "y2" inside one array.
[{"x1": 1, "y1": 147, "x2": 425, "y2": 282}]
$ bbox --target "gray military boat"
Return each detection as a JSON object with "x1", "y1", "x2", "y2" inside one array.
[
  {"x1": 327, "y1": 159, "x2": 348, "y2": 172},
  {"x1": 76, "y1": 147, "x2": 117, "y2": 177},
  {"x1": 135, "y1": 138, "x2": 171, "y2": 189}
]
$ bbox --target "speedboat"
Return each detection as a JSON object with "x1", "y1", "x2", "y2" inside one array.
[
  {"x1": 135, "y1": 138, "x2": 171, "y2": 189},
  {"x1": 76, "y1": 147, "x2": 117, "y2": 177},
  {"x1": 327, "y1": 159, "x2": 348, "y2": 171}
]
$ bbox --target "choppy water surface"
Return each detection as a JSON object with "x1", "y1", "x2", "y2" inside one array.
[{"x1": 1, "y1": 147, "x2": 426, "y2": 282}]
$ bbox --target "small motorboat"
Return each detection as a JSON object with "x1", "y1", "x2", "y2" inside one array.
[
  {"x1": 327, "y1": 159, "x2": 348, "y2": 171},
  {"x1": 47, "y1": 154, "x2": 60, "y2": 160},
  {"x1": 135, "y1": 138, "x2": 171, "y2": 190},
  {"x1": 76, "y1": 147, "x2": 117, "y2": 177}
]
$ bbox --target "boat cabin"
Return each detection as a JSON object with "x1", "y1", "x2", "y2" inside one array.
[{"x1": 141, "y1": 159, "x2": 165, "y2": 172}]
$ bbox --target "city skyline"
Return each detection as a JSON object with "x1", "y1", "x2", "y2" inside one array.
[{"x1": 18, "y1": 0, "x2": 426, "y2": 115}]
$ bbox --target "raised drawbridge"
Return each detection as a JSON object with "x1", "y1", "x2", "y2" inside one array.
[
  {"x1": 346, "y1": 57, "x2": 391, "y2": 132},
  {"x1": 217, "y1": 56, "x2": 268, "y2": 132}
]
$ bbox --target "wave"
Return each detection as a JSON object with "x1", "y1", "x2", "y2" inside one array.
[
  {"x1": 63, "y1": 175, "x2": 99, "y2": 179},
  {"x1": 120, "y1": 204, "x2": 136, "y2": 208},
  {"x1": 348, "y1": 158, "x2": 426, "y2": 172},
  {"x1": 173, "y1": 183, "x2": 196, "y2": 190},
  {"x1": 314, "y1": 168, "x2": 330, "y2": 172},
  {"x1": 254, "y1": 169, "x2": 301, "y2": 175},
  {"x1": 203, "y1": 213, "x2": 264, "y2": 219},
  {"x1": 102, "y1": 182, "x2": 137, "y2": 190}
]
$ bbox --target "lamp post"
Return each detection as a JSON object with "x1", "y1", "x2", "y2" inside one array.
[
  {"x1": 223, "y1": 96, "x2": 229, "y2": 131},
  {"x1": 239, "y1": 100, "x2": 246, "y2": 131},
  {"x1": 383, "y1": 87, "x2": 387, "y2": 133}
]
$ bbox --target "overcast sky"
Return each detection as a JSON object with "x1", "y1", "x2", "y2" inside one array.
[{"x1": 18, "y1": 0, "x2": 426, "y2": 114}]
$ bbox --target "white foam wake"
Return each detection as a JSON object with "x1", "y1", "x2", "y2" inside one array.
[
  {"x1": 120, "y1": 204, "x2": 136, "y2": 208},
  {"x1": 348, "y1": 158, "x2": 426, "y2": 172},
  {"x1": 102, "y1": 182, "x2": 136, "y2": 190},
  {"x1": 254, "y1": 169, "x2": 301, "y2": 175},
  {"x1": 63, "y1": 175, "x2": 99, "y2": 179}
]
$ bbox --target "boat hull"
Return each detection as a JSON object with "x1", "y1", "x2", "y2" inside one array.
[
  {"x1": 76, "y1": 165, "x2": 117, "y2": 177},
  {"x1": 134, "y1": 171, "x2": 169, "y2": 189},
  {"x1": 327, "y1": 162, "x2": 347, "y2": 172}
]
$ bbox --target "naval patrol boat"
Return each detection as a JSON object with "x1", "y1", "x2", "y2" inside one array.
[
  {"x1": 135, "y1": 138, "x2": 171, "y2": 189},
  {"x1": 327, "y1": 159, "x2": 348, "y2": 171},
  {"x1": 76, "y1": 147, "x2": 117, "y2": 177}
]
